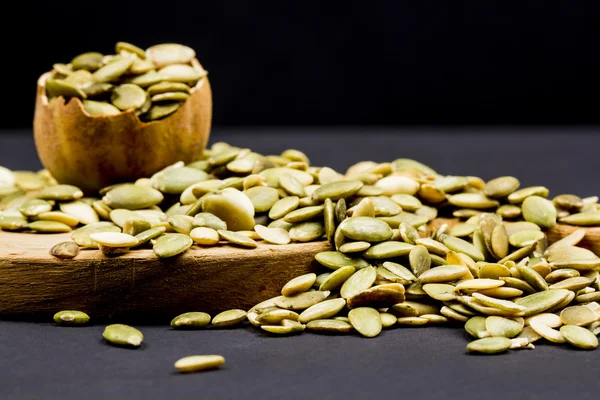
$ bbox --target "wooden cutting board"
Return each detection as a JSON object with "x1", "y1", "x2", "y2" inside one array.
[{"x1": 0, "y1": 219, "x2": 598, "y2": 322}]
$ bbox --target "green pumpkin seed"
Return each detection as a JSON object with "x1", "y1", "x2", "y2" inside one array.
[
  {"x1": 102, "y1": 184, "x2": 164, "y2": 210},
  {"x1": 380, "y1": 312, "x2": 398, "y2": 327},
  {"x1": 363, "y1": 241, "x2": 415, "y2": 259},
  {"x1": 146, "y1": 43, "x2": 195, "y2": 68},
  {"x1": 560, "y1": 325, "x2": 599, "y2": 349},
  {"x1": 72, "y1": 52, "x2": 104, "y2": 71},
  {"x1": 422, "y1": 283, "x2": 456, "y2": 301},
  {"x1": 516, "y1": 264, "x2": 548, "y2": 291},
  {"x1": 268, "y1": 196, "x2": 299, "y2": 220},
  {"x1": 442, "y1": 235, "x2": 485, "y2": 261},
  {"x1": 449, "y1": 223, "x2": 477, "y2": 237},
  {"x1": 399, "y1": 221, "x2": 420, "y2": 244},
  {"x1": 549, "y1": 276, "x2": 593, "y2": 291},
  {"x1": 312, "y1": 180, "x2": 364, "y2": 201},
  {"x1": 19, "y1": 199, "x2": 52, "y2": 217},
  {"x1": 148, "y1": 81, "x2": 191, "y2": 95},
  {"x1": 289, "y1": 221, "x2": 324, "y2": 242},
  {"x1": 440, "y1": 305, "x2": 470, "y2": 322},
  {"x1": 340, "y1": 267, "x2": 377, "y2": 299},
  {"x1": 92, "y1": 56, "x2": 135, "y2": 83},
  {"x1": 319, "y1": 266, "x2": 356, "y2": 291},
  {"x1": 36, "y1": 184, "x2": 84, "y2": 201},
  {"x1": 515, "y1": 289, "x2": 571, "y2": 316},
  {"x1": 174, "y1": 355, "x2": 225, "y2": 373},
  {"x1": 351, "y1": 198, "x2": 376, "y2": 218},
  {"x1": 283, "y1": 205, "x2": 324, "y2": 223},
  {"x1": 110, "y1": 84, "x2": 147, "y2": 110},
  {"x1": 274, "y1": 290, "x2": 330, "y2": 310},
  {"x1": 306, "y1": 319, "x2": 354, "y2": 333},
  {"x1": 418, "y1": 265, "x2": 469, "y2": 284},
  {"x1": 53, "y1": 310, "x2": 90, "y2": 325},
  {"x1": 382, "y1": 261, "x2": 417, "y2": 283},
  {"x1": 484, "y1": 316, "x2": 524, "y2": 338},
  {"x1": 521, "y1": 195, "x2": 557, "y2": 228},
  {"x1": 506, "y1": 185, "x2": 549, "y2": 204},
  {"x1": 245, "y1": 186, "x2": 279, "y2": 213},
  {"x1": 0, "y1": 216, "x2": 28, "y2": 231},
  {"x1": 153, "y1": 233, "x2": 193, "y2": 257},
  {"x1": 484, "y1": 176, "x2": 520, "y2": 199},
  {"x1": 60, "y1": 201, "x2": 99, "y2": 225},
  {"x1": 396, "y1": 316, "x2": 428, "y2": 326},
  {"x1": 447, "y1": 193, "x2": 499, "y2": 209},
  {"x1": 210, "y1": 309, "x2": 247, "y2": 328},
  {"x1": 529, "y1": 318, "x2": 565, "y2": 343},
  {"x1": 46, "y1": 78, "x2": 87, "y2": 99},
  {"x1": 339, "y1": 216, "x2": 393, "y2": 243},
  {"x1": 465, "y1": 316, "x2": 490, "y2": 338},
  {"x1": 122, "y1": 217, "x2": 151, "y2": 236},
  {"x1": 559, "y1": 306, "x2": 598, "y2": 326},
  {"x1": 281, "y1": 273, "x2": 317, "y2": 296},
  {"x1": 466, "y1": 337, "x2": 512, "y2": 354},
  {"x1": 71, "y1": 222, "x2": 121, "y2": 248},
  {"x1": 347, "y1": 283, "x2": 405, "y2": 309},
  {"x1": 299, "y1": 298, "x2": 346, "y2": 323},
  {"x1": 159, "y1": 64, "x2": 206, "y2": 84},
  {"x1": 103, "y1": 324, "x2": 143, "y2": 347},
  {"x1": 27, "y1": 220, "x2": 72, "y2": 233},
  {"x1": 454, "y1": 278, "x2": 504, "y2": 293},
  {"x1": 338, "y1": 241, "x2": 370, "y2": 253},
  {"x1": 49, "y1": 241, "x2": 80, "y2": 259},
  {"x1": 167, "y1": 215, "x2": 194, "y2": 235},
  {"x1": 37, "y1": 211, "x2": 79, "y2": 227},
  {"x1": 315, "y1": 251, "x2": 369, "y2": 270},
  {"x1": 559, "y1": 211, "x2": 600, "y2": 226},
  {"x1": 82, "y1": 100, "x2": 120, "y2": 115},
  {"x1": 255, "y1": 307, "x2": 299, "y2": 325},
  {"x1": 53, "y1": 63, "x2": 72, "y2": 75},
  {"x1": 348, "y1": 307, "x2": 382, "y2": 338},
  {"x1": 201, "y1": 193, "x2": 255, "y2": 231},
  {"x1": 89, "y1": 231, "x2": 138, "y2": 247},
  {"x1": 390, "y1": 194, "x2": 422, "y2": 212},
  {"x1": 150, "y1": 92, "x2": 190, "y2": 103},
  {"x1": 375, "y1": 176, "x2": 419, "y2": 196},
  {"x1": 171, "y1": 312, "x2": 211, "y2": 329}
]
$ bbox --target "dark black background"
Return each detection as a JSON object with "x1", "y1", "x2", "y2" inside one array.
[{"x1": 3, "y1": 1, "x2": 600, "y2": 129}]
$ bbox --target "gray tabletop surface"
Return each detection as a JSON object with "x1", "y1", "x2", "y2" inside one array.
[{"x1": 1, "y1": 127, "x2": 600, "y2": 400}]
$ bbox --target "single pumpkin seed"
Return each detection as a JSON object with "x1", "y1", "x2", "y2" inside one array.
[
  {"x1": 515, "y1": 289, "x2": 571, "y2": 316},
  {"x1": 53, "y1": 310, "x2": 90, "y2": 325},
  {"x1": 60, "y1": 201, "x2": 99, "y2": 225},
  {"x1": 89, "y1": 231, "x2": 138, "y2": 247},
  {"x1": 289, "y1": 221, "x2": 325, "y2": 242},
  {"x1": 485, "y1": 316, "x2": 524, "y2": 338},
  {"x1": 171, "y1": 312, "x2": 211, "y2": 329},
  {"x1": 312, "y1": 181, "x2": 364, "y2": 201},
  {"x1": 153, "y1": 233, "x2": 193, "y2": 257},
  {"x1": 299, "y1": 298, "x2": 347, "y2": 323},
  {"x1": 340, "y1": 267, "x2": 377, "y2": 299},
  {"x1": 339, "y1": 241, "x2": 370, "y2": 253},
  {"x1": 102, "y1": 184, "x2": 163, "y2": 210},
  {"x1": 306, "y1": 319, "x2": 354, "y2": 333},
  {"x1": 422, "y1": 283, "x2": 456, "y2": 301},
  {"x1": 529, "y1": 318, "x2": 565, "y2": 343},
  {"x1": 522, "y1": 195, "x2": 557, "y2": 228},
  {"x1": 363, "y1": 241, "x2": 415, "y2": 259},
  {"x1": 549, "y1": 276, "x2": 593, "y2": 291},
  {"x1": 560, "y1": 306, "x2": 598, "y2": 326},
  {"x1": 27, "y1": 220, "x2": 72, "y2": 233},
  {"x1": 339, "y1": 216, "x2": 393, "y2": 243},
  {"x1": 560, "y1": 325, "x2": 599, "y2": 349},
  {"x1": 19, "y1": 199, "x2": 52, "y2": 217},
  {"x1": 274, "y1": 290, "x2": 330, "y2": 310},
  {"x1": 319, "y1": 266, "x2": 356, "y2": 291},
  {"x1": 174, "y1": 355, "x2": 225, "y2": 373},
  {"x1": 348, "y1": 307, "x2": 382, "y2": 338},
  {"x1": 465, "y1": 316, "x2": 490, "y2": 338},
  {"x1": 447, "y1": 193, "x2": 499, "y2": 209},
  {"x1": 418, "y1": 265, "x2": 469, "y2": 284},
  {"x1": 559, "y1": 211, "x2": 600, "y2": 226},
  {"x1": 314, "y1": 251, "x2": 369, "y2": 270},
  {"x1": 132, "y1": 227, "x2": 166, "y2": 247},
  {"x1": 516, "y1": 264, "x2": 548, "y2": 291},
  {"x1": 103, "y1": 324, "x2": 143, "y2": 347},
  {"x1": 281, "y1": 273, "x2": 317, "y2": 296},
  {"x1": 466, "y1": 337, "x2": 512, "y2": 354},
  {"x1": 212, "y1": 309, "x2": 247, "y2": 327},
  {"x1": 189, "y1": 227, "x2": 219, "y2": 245},
  {"x1": 49, "y1": 241, "x2": 80, "y2": 259},
  {"x1": 507, "y1": 186, "x2": 550, "y2": 204},
  {"x1": 283, "y1": 205, "x2": 324, "y2": 223},
  {"x1": 484, "y1": 176, "x2": 520, "y2": 199}
]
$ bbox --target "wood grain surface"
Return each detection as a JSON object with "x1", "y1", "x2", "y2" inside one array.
[{"x1": 1, "y1": 218, "x2": 600, "y2": 322}]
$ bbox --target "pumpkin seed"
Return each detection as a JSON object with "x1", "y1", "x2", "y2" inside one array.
[
  {"x1": 422, "y1": 283, "x2": 456, "y2": 301},
  {"x1": 559, "y1": 211, "x2": 600, "y2": 226},
  {"x1": 319, "y1": 266, "x2": 356, "y2": 291},
  {"x1": 339, "y1": 216, "x2": 393, "y2": 243},
  {"x1": 515, "y1": 289, "x2": 571, "y2": 316},
  {"x1": 560, "y1": 306, "x2": 598, "y2": 326},
  {"x1": 49, "y1": 241, "x2": 80, "y2": 259},
  {"x1": 299, "y1": 298, "x2": 346, "y2": 323},
  {"x1": 465, "y1": 316, "x2": 490, "y2": 338},
  {"x1": 522, "y1": 195, "x2": 557, "y2": 228},
  {"x1": 448, "y1": 193, "x2": 499, "y2": 209},
  {"x1": 103, "y1": 324, "x2": 143, "y2": 347},
  {"x1": 529, "y1": 318, "x2": 565, "y2": 343},
  {"x1": 485, "y1": 316, "x2": 524, "y2": 338},
  {"x1": 340, "y1": 267, "x2": 377, "y2": 299},
  {"x1": 315, "y1": 251, "x2": 369, "y2": 270},
  {"x1": 201, "y1": 194, "x2": 255, "y2": 231},
  {"x1": 306, "y1": 319, "x2": 354, "y2": 333},
  {"x1": 102, "y1": 184, "x2": 163, "y2": 210},
  {"x1": 19, "y1": 199, "x2": 52, "y2": 217},
  {"x1": 466, "y1": 337, "x2": 512, "y2": 354},
  {"x1": 418, "y1": 265, "x2": 469, "y2": 284},
  {"x1": 209, "y1": 309, "x2": 246, "y2": 328},
  {"x1": 348, "y1": 307, "x2": 382, "y2": 337},
  {"x1": 560, "y1": 325, "x2": 599, "y2": 349},
  {"x1": 507, "y1": 186, "x2": 549, "y2": 204},
  {"x1": 27, "y1": 220, "x2": 72, "y2": 233},
  {"x1": 516, "y1": 264, "x2": 548, "y2": 291},
  {"x1": 60, "y1": 201, "x2": 99, "y2": 225},
  {"x1": 133, "y1": 226, "x2": 166, "y2": 247},
  {"x1": 549, "y1": 276, "x2": 593, "y2": 291},
  {"x1": 363, "y1": 241, "x2": 415, "y2": 259},
  {"x1": 53, "y1": 310, "x2": 90, "y2": 325},
  {"x1": 193, "y1": 212, "x2": 228, "y2": 231},
  {"x1": 174, "y1": 355, "x2": 225, "y2": 373},
  {"x1": 281, "y1": 273, "x2": 317, "y2": 296},
  {"x1": 274, "y1": 290, "x2": 330, "y2": 310},
  {"x1": 484, "y1": 176, "x2": 520, "y2": 199},
  {"x1": 153, "y1": 233, "x2": 193, "y2": 257},
  {"x1": 171, "y1": 312, "x2": 211, "y2": 329}
]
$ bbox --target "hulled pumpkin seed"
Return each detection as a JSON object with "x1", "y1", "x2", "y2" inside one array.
[
  {"x1": 281, "y1": 273, "x2": 317, "y2": 296},
  {"x1": 306, "y1": 319, "x2": 354, "y2": 333},
  {"x1": 348, "y1": 307, "x2": 382, "y2": 338},
  {"x1": 171, "y1": 312, "x2": 211, "y2": 329},
  {"x1": 49, "y1": 241, "x2": 80, "y2": 259},
  {"x1": 103, "y1": 324, "x2": 143, "y2": 347},
  {"x1": 560, "y1": 325, "x2": 599, "y2": 349},
  {"x1": 53, "y1": 310, "x2": 90, "y2": 325},
  {"x1": 153, "y1": 233, "x2": 193, "y2": 257},
  {"x1": 522, "y1": 195, "x2": 557, "y2": 228},
  {"x1": 174, "y1": 355, "x2": 225, "y2": 373},
  {"x1": 466, "y1": 337, "x2": 512, "y2": 354}
]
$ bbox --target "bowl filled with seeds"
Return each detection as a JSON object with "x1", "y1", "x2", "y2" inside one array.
[{"x1": 33, "y1": 42, "x2": 212, "y2": 195}]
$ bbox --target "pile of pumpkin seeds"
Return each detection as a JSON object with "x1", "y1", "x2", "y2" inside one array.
[
  {"x1": 45, "y1": 42, "x2": 206, "y2": 121},
  {"x1": 4, "y1": 141, "x2": 600, "y2": 355}
]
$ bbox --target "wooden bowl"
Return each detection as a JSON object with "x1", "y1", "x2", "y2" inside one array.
[{"x1": 33, "y1": 59, "x2": 212, "y2": 195}]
